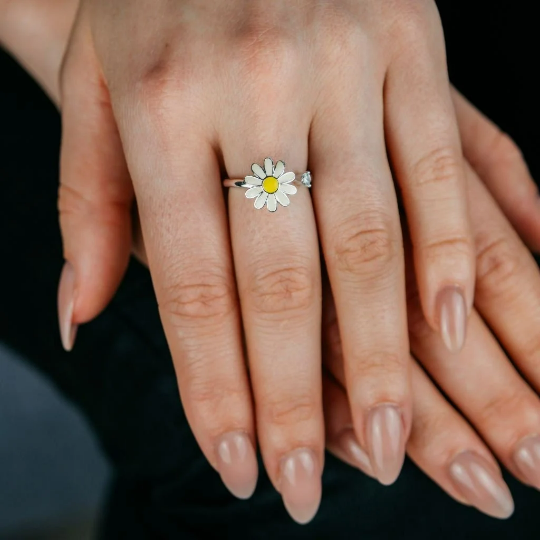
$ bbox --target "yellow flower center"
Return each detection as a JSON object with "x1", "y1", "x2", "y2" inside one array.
[{"x1": 262, "y1": 176, "x2": 279, "y2": 194}]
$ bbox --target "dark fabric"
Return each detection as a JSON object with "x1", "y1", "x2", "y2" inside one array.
[{"x1": 1, "y1": 2, "x2": 539, "y2": 538}]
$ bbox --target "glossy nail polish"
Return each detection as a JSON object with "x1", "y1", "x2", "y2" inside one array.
[
  {"x1": 57, "y1": 261, "x2": 78, "y2": 351},
  {"x1": 216, "y1": 431, "x2": 258, "y2": 499},
  {"x1": 437, "y1": 285, "x2": 467, "y2": 353},
  {"x1": 514, "y1": 434, "x2": 540, "y2": 491},
  {"x1": 280, "y1": 448, "x2": 321, "y2": 524},
  {"x1": 338, "y1": 428, "x2": 373, "y2": 476},
  {"x1": 366, "y1": 404, "x2": 405, "y2": 485},
  {"x1": 449, "y1": 451, "x2": 514, "y2": 519}
]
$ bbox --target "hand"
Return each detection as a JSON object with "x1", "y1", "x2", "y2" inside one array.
[
  {"x1": 5, "y1": 0, "x2": 540, "y2": 524},
  {"x1": 324, "y1": 156, "x2": 540, "y2": 520},
  {"x1": 56, "y1": 1, "x2": 480, "y2": 520}
]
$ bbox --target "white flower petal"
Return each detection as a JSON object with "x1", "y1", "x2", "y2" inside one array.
[
  {"x1": 279, "y1": 183, "x2": 297, "y2": 195},
  {"x1": 264, "y1": 158, "x2": 274, "y2": 177},
  {"x1": 267, "y1": 193, "x2": 277, "y2": 212},
  {"x1": 244, "y1": 175, "x2": 262, "y2": 186},
  {"x1": 254, "y1": 191, "x2": 268, "y2": 209},
  {"x1": 252, "y1": 163, "x2": 266, "y2": 179},
  {"x1": 245, "y1": 186, "x2": 263, "y2": 198},
  {"x1": 273, "y1": 161, "x2": 285, "y2": 178},
  {"x1": 278, "y1": 172, "x2": 295, "y2": 184},
  {"x1": 275, "y1": 190, "x2": 290, "y2": 207}
]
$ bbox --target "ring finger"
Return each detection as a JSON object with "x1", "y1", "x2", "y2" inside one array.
[{"x1": 224, "y1": 149, "x2": 323, "y2": 523}]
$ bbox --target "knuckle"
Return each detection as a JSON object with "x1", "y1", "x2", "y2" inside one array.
[
  {"x1": 131, "y1": 58, "x2": 196, "y2": 123},
  {"x1": 160, "y1": 275, "x2": 234, "y2": 324},
  {"x1": 475, "y1": 233, "x2": 521, "y2": 296},
  {"x1": 265, "y1": 392, "x2": 319, "y2": 427},
  {"x1": 476, "y1": 387, "x2": 536, "y2": 427},
  {"x1": 58, "y1": 183, "x2": 126, "y2": 223},
  {"x1": 58, "y1": 182, "x2": 93, "y2": 218},
  {"x1": 331, "y1": 213, "x2": 399, "y2": 277},
  {"x1": 421, "y1": 235, "x2": 473, "y2": 266},
  {"x1": 315, "y1": 4, "x2": 367, "y2": 56},
  {"x1": 248, "y1": 262, "x2": 315, "y2": 316},
  {"x1": 385, "y1": 0, "x2": 432, "y2": 43},
  {"x1": 231, "y1": 18, "x2": 298, "y2": 76},
  {"x1": 487, "y1": 130, "x2": 524, "y2": 174},
  {"x1": 135, "y1": 68, "x2": 180, "y2": 117},
  {"x1": 409, "y1": 409, "x2": 454, "y2": 458},
  {"x1": 186, "y1": 372, "x2": 247, "y2": 421},
  {"x1": 411, "y1": 146, "x2": 463, "y2": 190},
  {"x1": 349, "y1": 351, "x2": 406, "y2": 382},
  {"x1": 228, "y1": 15, "x2": 304, "y2": 91}
]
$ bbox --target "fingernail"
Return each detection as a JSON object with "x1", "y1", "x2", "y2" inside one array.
[
  {"x1": 57, "y1": 261, "x2": 78, "y2": 351},
  {"x1": 216, "y1": 431, "x2": 258, "y2": 499},
  {"x1": 514, "y1": 434, "x2": 540, "y2": 491},
  {"x1": 280, "y1": 448, "x2": 321, "y2": 524},
  {"x1": 366, "y1": 404, "x2": 405, "y2": 485},
  {"x1": 449, "y1": 451, "x2": 514, "y2": 519},
  {"x1": 437, "y1": 285, "x2": 467, "y2": 353},
  {"x1": 337, "y1": 428, "x2": 373, "y2": 476}
]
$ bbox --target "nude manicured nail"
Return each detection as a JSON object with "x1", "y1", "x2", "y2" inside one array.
[
  {"x1": 338, "y1": 428, "x2": 373, "y2": 476},
  {"x1": 57, "y1": 261, "x2": 78, "y2": 351},
  {"x1": 216, "y1": 431, "x2": 258, "y2": 499},
  {"x1": 437, "y1": 285, "x2": 467, "y2": 353},
  {"x1": 366, "y1": 404, "x2": 405, "y2": 485},
  {"x1": 514, "y1": 434, "x2": 540, "y2": 491},
  {"x1": 280, "y1": 448, "x2": 321, "y2": 524},
  {"x1": 449, "y1": 451, "x2": 514, "y2": 519}
]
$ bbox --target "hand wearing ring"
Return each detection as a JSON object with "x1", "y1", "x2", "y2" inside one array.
[{"x1": 57, "y1": 0, "x2": 478, "y2": 523}]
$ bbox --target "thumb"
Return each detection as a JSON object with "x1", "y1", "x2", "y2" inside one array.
[{"x1": 58, "y1": 18, "x2": 133, "y2": 351}]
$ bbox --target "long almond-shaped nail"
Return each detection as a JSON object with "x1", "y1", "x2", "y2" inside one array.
[
  {"x1": 449, "y1": 451, "x2": 514, "y2": 519},
  {"x1": 366, "y1": 404, "x2": 405, "y2": 485},
  {"x1": 57, "y1": 261, "x2": 78, "y2": 351},
  {"x1": 280, "y1": 448, "x2": 321, "y2": 524},
  {"x1": 337, "y1": 428, "x2": 373, "y2": 476},
  {"x1": 514, "y1": 434, "x2": 540, "y2": 490},
  {"x1": 216, "y1": 431, "x2": 258, "y2": 499},
  {"x1": 437, "y1": 285, "x2": 467, "y2": 353}
]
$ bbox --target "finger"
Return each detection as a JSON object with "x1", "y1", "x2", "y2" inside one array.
[
  {"x1": 408, "y1": 266, "x2": 540, "y2": 494},
  {"x1": 58, "y1": 19, "x2": 133, "y2": 351},
  {"x1": 226, "y1": 154, "x2": 323, "y2": 522},
  {"x1": 115, "y1": 83, "x2": 258, "y2": 501},
  {"x1": 311, "y1": 48, "x2": 410, "y2": 486},
  {"x1": 466, "y1": 162, "x2": 540, "y2": 394},
  {"x1": 452, "y1": 87, "x2": 540, "y2": 252},
  {"x1": 322, "y1": 287, "x2": 514, "y2": 519},
  {"x1": 406, "y1": 361, "x2": 514, "y2": 520},
  {"x1": 385, "y1": 4, "x2": 475, "y2": 353}
]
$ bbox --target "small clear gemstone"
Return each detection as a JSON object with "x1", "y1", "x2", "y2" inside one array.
[{"x1": 301, "y1": 172, "x2": 312, "y2": 187}]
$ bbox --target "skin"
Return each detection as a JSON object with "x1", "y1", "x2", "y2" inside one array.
[
  {"x1": 56, "y1": 0, "x2": 478, "y2": 505},
  {"x1": 4, "y1": 0, "x2": 540, "y2": 524}
]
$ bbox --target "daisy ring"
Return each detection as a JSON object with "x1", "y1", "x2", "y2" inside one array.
[{"x1": 223, "y1": 158, "x2": 312, "y2": 212}]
